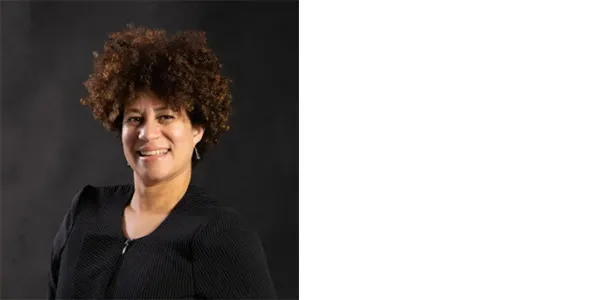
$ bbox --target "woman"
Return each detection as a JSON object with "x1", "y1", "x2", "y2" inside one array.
[{"x1": 47, "y1": 24, "x2": 277, "y2": 299}]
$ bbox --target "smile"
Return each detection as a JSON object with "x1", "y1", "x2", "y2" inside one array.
[
  {"x1": 137, "y1": 149, "x2": 169, "y2": 156},
  {"x1": 136, "y1": 149, "x2": 171, "y2": 160}
]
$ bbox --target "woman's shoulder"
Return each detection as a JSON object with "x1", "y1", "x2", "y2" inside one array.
[
  {"x1": 66, "y1": 183, "x2": 132, "y2": 212},
  {"x1": 73, "y1": 183, "x2": 132, "y2": 198},
  {"x1": 70, "y1": 183, "x2": 132, "y2": 201},
  {"x1": 183, "y1": 185, "x2": 255, "y2": 234}
]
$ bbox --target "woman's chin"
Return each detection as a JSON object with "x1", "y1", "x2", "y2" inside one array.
[{"x1": 135, "y1": 167, "x2": 173, "y2": 184}]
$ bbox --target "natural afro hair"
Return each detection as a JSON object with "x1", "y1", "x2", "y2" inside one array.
[{"x1": 80, "y1": 24, "x2": 232, "y2": 167}]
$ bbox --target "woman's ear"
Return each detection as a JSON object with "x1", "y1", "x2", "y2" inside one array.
[{"x1": 192, "y1": 125, "x2": 205, "y2": 144}]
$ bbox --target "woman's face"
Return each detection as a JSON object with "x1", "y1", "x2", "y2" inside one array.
[{"x1": 121, "y1": 94, "x2": 204, "y2": 185}]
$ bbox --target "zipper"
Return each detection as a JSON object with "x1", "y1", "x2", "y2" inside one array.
[
  {"x1": 106, "y1": 238, "x2": 133, "y2": 297},
  {"x1": 121, "y1": 239, "x2": 131, "y2": 254}
]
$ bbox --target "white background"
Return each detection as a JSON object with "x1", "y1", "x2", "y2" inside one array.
[{"x1": 300, "y1": 0, "x2": 600, "y2": 299}]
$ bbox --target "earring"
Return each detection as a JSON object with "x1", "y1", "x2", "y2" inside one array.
[{"x1": 194, "y1": 147, "x2": 201, "y2": 160}]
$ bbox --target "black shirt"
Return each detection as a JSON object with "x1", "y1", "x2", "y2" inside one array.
[{"x1": 47, "y1": 184, "x2": 277, "y2": 299}]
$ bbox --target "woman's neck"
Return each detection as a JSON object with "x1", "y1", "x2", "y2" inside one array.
[{"x1": 130, "y1": 167, "x2": 192, "y2": 214}]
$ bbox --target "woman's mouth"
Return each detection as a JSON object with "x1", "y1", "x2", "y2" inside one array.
[{"x1": 136, "y1": 148, "x2": 171, "y2": 160}]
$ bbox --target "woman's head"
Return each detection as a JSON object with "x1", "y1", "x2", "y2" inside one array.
[
  {"x1": 120, "y1": 91, "x2": 204, "y2": 184},
  {"x1": 80, "y1": 24, "x2": 232, "y2": 181}
]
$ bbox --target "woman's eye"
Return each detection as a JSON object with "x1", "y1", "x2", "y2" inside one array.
[
  {"x1": 158, "y1": 115, "x2": 174, "y2": 121},
  {"x1": 126, "y1": 116, "x2": 142, "y2": 123}
]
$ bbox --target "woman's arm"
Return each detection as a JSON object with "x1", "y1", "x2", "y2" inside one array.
[
  {"x1": 191, "y1": 210, "x2": 277, "y2": 299},
  {"x1": 47, "y1": 185, "x2": 92, "y2": 299}
]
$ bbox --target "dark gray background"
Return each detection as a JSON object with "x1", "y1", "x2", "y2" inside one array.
[{"x1": 0, "y1": 1, "x2": 298, "y2": 298}]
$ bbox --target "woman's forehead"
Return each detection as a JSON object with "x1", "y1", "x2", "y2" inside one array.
[
  {"x1": 124, "y1": 95, "x2": 182, "y2": 112},
  {"x1": 126, "y1": 93, "x2": 166, "y2": 108}
]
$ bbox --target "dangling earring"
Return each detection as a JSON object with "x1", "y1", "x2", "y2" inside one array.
[{"x1": 194, "y1": 147, "x2": 201, "y2": 160}]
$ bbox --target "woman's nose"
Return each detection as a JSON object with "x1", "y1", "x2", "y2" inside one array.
[{"x1": 138, "y1": 118, "x2": 161, "y2": 140}]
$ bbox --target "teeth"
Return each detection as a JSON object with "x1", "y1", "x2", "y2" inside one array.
[{"x1": 139, "y1": 149, "x2": 168, "y2": 156}]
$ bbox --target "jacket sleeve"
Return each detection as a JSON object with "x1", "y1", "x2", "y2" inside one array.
[
  {"x1": 47, "y1": 185, "x2": 92, "y2": 299},
  {"x1": 191, "y1": 210, "x2": 277, "y2": 299}
]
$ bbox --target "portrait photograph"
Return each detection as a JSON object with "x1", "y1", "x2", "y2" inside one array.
[{"x1": 1, "y1": 1, "x2": 298, "y2": 299}]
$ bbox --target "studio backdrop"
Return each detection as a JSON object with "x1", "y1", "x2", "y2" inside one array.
[{"x1": 0, "y1": 1, "x2": 298, "y2": 298}]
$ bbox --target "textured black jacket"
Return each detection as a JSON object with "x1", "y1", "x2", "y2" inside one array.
[{"x1": 47, "y1": 184, "x2": 277, "y2": 299}]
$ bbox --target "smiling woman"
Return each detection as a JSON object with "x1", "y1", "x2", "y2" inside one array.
[
  {"x1": 47, "y1": 24, "x2": 277, "y2": 299},
  {"x1": 121, "y1": 94, "x2": 204, "y2": 186}
]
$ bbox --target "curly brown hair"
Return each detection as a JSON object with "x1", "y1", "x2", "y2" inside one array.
[{"x1": 80, "y1": 24, "x2": 232, "y2": 166}]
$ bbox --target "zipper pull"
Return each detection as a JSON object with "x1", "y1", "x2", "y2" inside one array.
[{"x1": 122, "y1": 239, "x2": 131, "y2": 255}]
